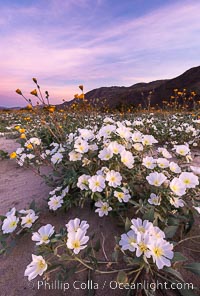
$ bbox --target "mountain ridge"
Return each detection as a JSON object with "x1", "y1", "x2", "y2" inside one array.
[{"x1": 61, "y1": 65, "x2": 200, "y2": 109}]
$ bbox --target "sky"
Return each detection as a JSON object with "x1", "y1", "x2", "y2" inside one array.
[{"x1": 0, "y1": 0, "x2": 200, "y2": 107}]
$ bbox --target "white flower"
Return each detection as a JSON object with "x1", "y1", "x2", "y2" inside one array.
[
  {"x1": 78, "y1": 128, "x2": 94, "y2": 140},
  {"x1": 170, "y1": 178, "x2": 186, "y2": 196},
  {"x1": 114, "y1": 187, "x2": 131, "y2": 203},
  {"x1": 193, "y1": 206, "x2": 200, "y2": 214},
  {"x1": 27, "y1": 154, "x2": 35, "y2": 159},
  {"x1": 133, "y1": 143, "x2": 143, "y2": 151},
  {"x1": 169, "y1": 162, "x2": 181, "y2": 174},
  {"x1": 131, "y1": 218, "x2": 153, "y2": 234},
  {"x1": 150, "y1": 226, "x2": 165, "y2": 240},
  {"x1": 74, "y1": 140, "x2": 89, "y2": 154},
  {"x1": 88, "y1": 175, "x2": 105, "y2": 192},
  {"x1": 132, "y1": 131, "x2": 143, "y2": 142},
  {"x1": 190, "y1": 166, "x2": 200, "y2": 175},
  {"x1": 142, "y1": 156, "x2": 156, "y2": 169},
  {"x1": 6, "y1": 207, "x2": 16, "y2": 217},
  {"x1": 61, "y1": 186, "x2": 69, "y2": 198},
  {"x1": 51, "y1": 152, "x2": 63, "y2": 164},
  {"x1": 142, "y1": 135, "x2": 158, "y2": 146},
  {"x1": 77, "y1": 174, "x2": 91, "y2": 190},
  {"x1": 89, "y1": 144, "x2": 98, "y2": 151},
  {"x1": 95, "y1": 201, "x2": 112, "y2": 217},
  {"x1": 24, "y1": 255, "x2": 47, "y2": 281},
  {"x1": 149, "y1": 240, "x2": 174, "y2": 269},
  {"x1": 158, "y1": 147, "x2": 172, "y2": 159},
  {"x1": 32, "y1": 224, "x2": 55, "y2": 245},
  {"x1": 119, "y1": 230, "x2": 137, "y2": 252},
  {"x1": 106, "y1": 170, "x2": 122, "y2": 188},
  {"x1": 157, "y1": 158, "x2": 170, "y2": 169},
  {"x1": 174, "y1": 144, "x2": 190, "y2": 156},
  {"x1": 120, "y1": 150, "x2": 134, "y2": 169},
  {"x1": 98, "y1": 147, "x2": 113, "y2": 161},
  {"x1": 19, "y1": 209, "x2": 35, "y2": 215},
  {"x1": 148, "y1": 193, "x2": 161, "y2": 205},
  {"x1": 21, "y1": 212, "x2": 38, "y2": 228},
  {"x1": 99, "y1": 125, "x2": 116, "y2": 138},
  {"x1": 146, "y1": 172, "x2": 167, "y2": 187},
  {"x1": 66, "y1": 228, "x2": 89, "y2": 254},
  {"x1": 49, "y1": 186, "x2": 62, "y2": 195},
  {"x1": 135, "y1": 233, "x2": 151, "y2": 258},
  {"x1": 108, "y1": 141, "x2": 124, "y2": 154},
  {"x1": 29, "y1": 137, "x2": 41, "y2": 145},
  {"x1": 179, "y1": 172, "x2": 199, "y2": 189},
  {"x1": 2, "y1": 215, "x2": 19, "y2": 234},
  {"x1": 16, "y1": 147, "x2": 24, "y2": 154},
  {"x1": 69, "y1": 150, "x2": 82, "y2": 161},
  {"x1": 48, "y1": 195, "x2": 63, "y2": 211},
  {"x1": 116, "y1": 126, "x2": 132, "y2": 140},
  {"x1": 66, "y1": 218, "x2": 89, "y2": 235},
  {"x1": 170, "y1": 197, "x2": 184, "y2": 208}
]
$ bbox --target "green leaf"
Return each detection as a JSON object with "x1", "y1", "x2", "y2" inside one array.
[
  {"x1": 184, "y1": 263, "x2": 200, "y2": 276},
  {"x1": 172, "y1": 252, "x2": 187, "y2": 262},
  {"x1": 164, "y1": 225, "x2": 178, "y2": 238},
  {"x1": 143, "y1": 208, "x2": 154, "y2": 222},
  {"x1": 125, "y1": 217, "x2": 132, "y2": 232},
  {"x1": 178, "y1": 287, "x2": 197, "y2": 296},
  {"x1": 87, "y1": 270, "x2": 95, "y2": 296},
  {"x1": 29, "y1": 200, "x2": 36, "y2": 211},
  {"x1": 168, "y1": 216, "x2": 180, "y2": 226},
  {"x1": 93, "y1": 239, "x2": 101, "y2": 252},
  {"x1": 117, "y1": 271, "x2": 128, "y2": 284},
  {"x1": 112, "y1": 250, "x2": 119, "y2": 262},
  {"x1": 164, "y1": 267, "x2": 184, "y2": 282}
]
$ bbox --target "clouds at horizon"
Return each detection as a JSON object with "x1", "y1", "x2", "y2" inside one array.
[{"x1": 0, "y1": 0, "x2": 200, "y2": 107}]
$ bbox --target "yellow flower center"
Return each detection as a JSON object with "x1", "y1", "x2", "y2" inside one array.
[
  {"x1": 153, "y1": 247, "x2": 163, "y2": 258},
  {"x1": 183, "y1": 179, "x2": 190, "y2": 184},
  {"x1": 37, "y1": 260, "x2": 46, "y2": 270},
  {"x1": 102, "y1": 205, "x2": 108, "y2": 211},
  {"x1": 139, "y1": 242, "x2": 148, "y2": 252},
  {"x1": 42, "y1": 235, "x2": 49, "y2": 242},
  {"x1": 110, "y1": 176, "x2": 116, "y2": 182},
  {"x1": 128, "y1": 238, "x2": 136, "y2": 245},
  {"x1": 9, "y1": 221, "x2": 17, "y2": 228},
  {"x1": 72, "y1": 240, "x2": 81, "y2": 249},
  {"x1": 138, "y1": 226, "x2": 145, "y2": 233},
  {"x1": 26, "y1": 218, "x2": 33, "y2": 224},
  {"x1": 117, "y1": 192, "x2": 124, "y2": 199}
]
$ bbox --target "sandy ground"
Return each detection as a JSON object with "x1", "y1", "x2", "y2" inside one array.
[
  {"x1": 0, "y1": 137, "x2": 199, "y2": 296},
  {"x1": 0, "y1": 138, "x2": 127, "y2": 296}
]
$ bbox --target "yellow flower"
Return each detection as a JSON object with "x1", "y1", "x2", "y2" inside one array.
[
  {"x1": 30, "y1": 89, "x2": 38, "y2": 96},
  {"x1": 10, "y1": 152, "x2": 17, "y2": 159},
  {"x1": 78, "y1": 93, "x2": 85, "y2": 100},
  {"x1": 15, "y1": 125, "x2": 20, "y2": 130},
  {"x1": 74, "y1": 94, "x2": 79, "y2": 99},
  {"x1": 47, "y1": 106, "x2": 56, "y2": 113},
  {"x1": 20, "y1": 133, "x2": 26, "y2": 139},
  {"x1": 19, "y1": 128, "x2": 26, "y2": 133},
  {"x1": 26, "y1": 143, "x2": 33, "y2": 149},
  {"x1": 16, "y1": 89, "x2": 22, "y2": 95}
]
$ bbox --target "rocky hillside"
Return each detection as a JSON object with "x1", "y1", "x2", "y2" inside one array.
[{"x1": 61, "y1": 66, "x2": 200, "y2": 109}]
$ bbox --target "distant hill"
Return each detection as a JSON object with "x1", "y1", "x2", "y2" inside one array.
[{"x1": 60, "y1": 66, "x2": 200, "y2": 109}]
